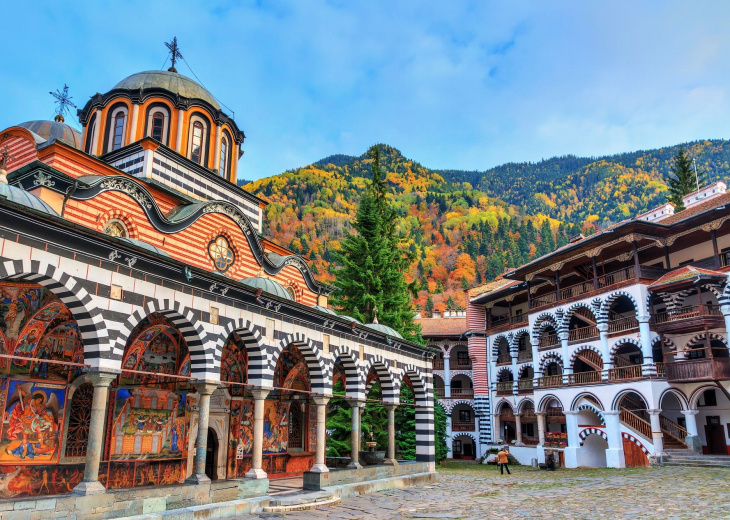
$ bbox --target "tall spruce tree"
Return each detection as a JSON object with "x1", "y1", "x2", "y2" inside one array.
[
  {"x1": 667, "y1": 146, "x2": 706, "y2": 211},
  {"x1": 331, "y1": 145, "x2": 421, "y2": 341}
]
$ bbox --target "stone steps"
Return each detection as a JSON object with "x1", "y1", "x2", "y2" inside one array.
[
  {"x1": 262, "y1": 490, "x2": 341, "y2": 513},
  {"x1": 661, "y1": 451, "x2": 730, "y2": 468}
]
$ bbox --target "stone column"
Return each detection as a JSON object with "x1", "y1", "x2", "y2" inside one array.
[
  {"x1": 384, "y1": 403, "x2": 399, "y2": 465},
  {"x1": 186, "y1": 381, "x2": 219, "y2": 484},
  {"x1": 563, "y1": 411, "x2": 579, "y2": 468},
  {"x1": 638, "y1": 315, "x2": 656, "y2": 376},
  {"x1": 347, "y1": 399, "x2": 364, "y2": 469},
  {"x1": 603, "y1": 410, "x2": 626, "y2": 468},
  {"x1": 245, "y1": 389, "x2": 271, "y2": 479},
  {"x1": 515, "y1": 413, "x2": 524, "y2": 446},
  {"x1": 559, "y1": 332, "x2": 571, "y2": 383},
  {"x1": 530, "y1": 337, "x2": 540, "y2": 377},
  {"x1": 445, "y1": 413, "x2": 453, "y2": 458},
  {"x1": 536, "y1": 412, "x2": 547, "y2": 446},
  {"x1": 73, "y1": 371, "x2": 118, "y2": 496},
  {"x1": 443, "y1": 354, "x2": 451, "y2": 398},
  {"x1": 681, "y1": 410, "x2": 701, "y2": 452},
  {"x1": 175, "y1": 108, "x2": 185, "y2": 153},
  {"x1": 310, "y1": 396, "x2": 330, "y2": 473},
  {"x1": 648, "y1": 409, "x2": 664, "y2": 456},
  {"x1": 721, "y1": 305, "x2": 730, "y2": 344},
  {"x1": 493, "y1": 413, "x2": 502, "y2": 443},
  {"x1": 598, "y1": 322, "x2": 611, "y2": 381}
]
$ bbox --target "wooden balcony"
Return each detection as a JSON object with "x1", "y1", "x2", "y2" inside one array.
[
  {"x1": 451, "y1": 387, "x2": 474, "y2": 398},
  {"x1": 567, "y1": 371, "x2": 601, "y2": 385},
  {"x1": 607, "y1": 316, "x2": 639, "y2": 335},
  {"x1": 517, "y1": 379, "x2": 534, "y2": 394},
  {"x1": 608, "y1": 364, "x2": 642, "y2": 381},
  {"x1": 652, "y1": 304, "x2": 724, "y2": 334},
  {"x1": 453, "y1": 358, "x2": 473, "y2": 369},
  {"x1": 434, "y1": 388, "x2": 445, "y2": 399},
  {"x1": 496, "y1": 354, "x2": 512, "y2": 366},
  {"x1": 568, "y1": 325, "x2": 599, "y2": 344},
  {"x1": 530, "y1": 266, "x2": 638, "y2": 310},
  {"x1": 452, "y1": 421, "x2": 476, "y2": 431},
  {"x1": 536, "y1": 375, "x2": 563, "y2": 388},
  {"x1": 538, "y1": 333, "x2": 560, "y2": 350},
  {"x1": 487, "y1": 314, "x2": 529, "y2": 331},
  {"x1": 664, "y1": 358, "x2": 730, "y2": 383},
  {"x1": 517, "y1": 350, "x2": 533, "y2": 362},
  {"x1": 433, "y1": 359, "x2": 444, "y2": 370},
  {"x1": 496, "y1": 381, "x2": 513, "y2": 395},
  {"x1": 655, "y1": 362, "x2": 666, "y2": 378}
]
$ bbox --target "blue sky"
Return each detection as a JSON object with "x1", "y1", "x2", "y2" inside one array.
[{"x1": 4, "y1": 1, "x2": 730, "y2": 180}]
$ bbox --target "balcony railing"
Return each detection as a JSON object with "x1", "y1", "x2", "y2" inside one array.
[
  {"x1": 567, "y1": 371, "x2": 601, "y2": 385},
  {"x1": 664, "y1": 358, "x2": 730, "y2": 383},
  {"x1": 608, "y1": 316, "x2": 639, "y2": 334},
  {"x1": 608, "y1": 364, "x2": 642, "y2": 381},
  {"x1": 654, "y1": 304, "x2": 723, "y2": 325},
  {"x1": 453, "y1": 358, "x2": 473, "y2": 369},
  {"x1": 660, "y1": 415, "x2": 688, "y2": 443},
  {"x1": 496, "y1": 354, "x2": 512, "y2": 365},
  {"x1": 511, "y1": 315, "x2": 529, "y2": 326},
  {"x1": 451, "y1": 387, "x2": 474, "y2": 398},
  {"x1": 538, "y1": 333, "x2": 560, "y2": 350},
  {"x1": 517, "y1": 350, "x2": 533, "y2": 362},
  {"x1": 488, "y1": 314, "x2": 529, "y2": 329},
  {"x1": 433, "y1": 359, "x2": 444, "y2": 370},
  {"x1": 619, "y1": 407, "x2": 652, "y2": 441},
  {"x1": 434, "y1": 388, "x2": 444, "y2": 399},
  {"x1": 536, "y1": 375, "x2": 563, "y2": 388},
  {"x1": 530, "y1": 266, "x2": 639, "y2": 309},
  {"x1": 496, "y1": 381, "x2": 513, "y2": 395},
  {"x1": 517, "y1": 379, "x2": 534, "y2": 393},
  {"x1": 655, "y1": 362, "x2": 666, "y2": 378},
  {"x1": 568, "y1": 325, "x2": 599, "y2": 343},
  {"x1": 452, "y1": 421, "x2": 476, "y2": 431}
]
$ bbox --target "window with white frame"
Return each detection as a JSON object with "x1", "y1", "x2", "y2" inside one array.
[{"x1": 108, "y1": 106, "x2": 128, "y2": 152}]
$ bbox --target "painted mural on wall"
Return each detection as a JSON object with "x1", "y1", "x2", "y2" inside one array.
[
  {"x1": 221, "y1": 333, "x2": 248, "y2": 397},
  {"x1": 105, "y1": 313, "x2": 193, "y2": 489}
]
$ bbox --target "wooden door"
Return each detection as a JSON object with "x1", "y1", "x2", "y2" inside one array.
[
  {"x1": 205, "y1": 428, "x2": 218, "y2": 480},
  {"x1": 622, "y1": 438, "x2": 649, "y2": 467},
  {"x1": 705, "y1": 416, "x2": 727, "y2": 455}
]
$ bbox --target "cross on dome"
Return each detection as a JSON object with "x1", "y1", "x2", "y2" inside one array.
[
  {"x1": 49, "y1": 84, "x2": 76, "y2": 124},
  {"x1": 165, "y1": 37, "x2": 183, "y2": 73}
]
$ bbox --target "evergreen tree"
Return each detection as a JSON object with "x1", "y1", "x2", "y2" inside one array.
[
  {"x1": 667, "y1": 146, "x2": 706, "y2": 211},
  {"x1": 395, "y1": 384, "x2": 416, "y2": 460},
  {"x1": 331, "y1": 145, "x2": 421, "y2": 341},
  {"x1": 425, "y1": 295, "x2": 434, "y2": 316},
  {"x1": 326, "y1": 379, "x2": 353, "y2": 457},
  {"x1": 434, "y1": 401, "x2": 449, "y2": 464}
]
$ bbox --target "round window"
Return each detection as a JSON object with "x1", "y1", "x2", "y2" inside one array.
[
  {"x1": 208, "y1": 236, "x2": 235, "y2": 272},
  {"x1": 103, "y1": 219, "x2": 128, "y2": 238}
]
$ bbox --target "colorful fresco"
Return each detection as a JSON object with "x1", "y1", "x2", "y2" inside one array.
[
  {"x1": 221, "y1": 334, "x2": 248, "y2": 396},
  {"x1": 226, "y1": 399, "x2": 253, "y2": 478},
  {"x1": 0, "y1": 463, "x2": 84, "y2": 498},
  {"x1": 263, "y1": 400, "x2": 288, "y2": 454},
  {"x1": 109, "y1": 388, "x2": 189, "y2": 460},
  {"x1": 0, "y1": 380, "x2": 66, "y2": 464}
]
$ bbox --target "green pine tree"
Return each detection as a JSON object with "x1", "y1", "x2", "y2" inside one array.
[
  {"x1": 667, "y1": 146, "x2": 707, "y2": 211},
  {"x1": 434, "y1": 401, "x2": 449, "y2": 464},
  {"x1": 331, "y1": 145, "x2": 421, "y2": 342},
  {"x1": 395, "y1": 384, "x2": 416, "y2": 460},
  {"x1": 326, "y1": 379, "x2": 353, "y2": 457}
]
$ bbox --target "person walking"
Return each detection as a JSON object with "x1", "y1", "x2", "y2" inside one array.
[
  {"x1": 497, "y1": 446, "x2": 511, "y2": 475},
  {"x1": 547, "y1": 450, "x2": 556, "y2": 471}
]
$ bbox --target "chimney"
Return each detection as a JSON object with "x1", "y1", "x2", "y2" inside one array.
[
  {"x1": 432, "y1": 311, "x2": 442, "y2": 319},
  {"x1": 682, "y1": 181, "x2": 727, "y2": 209},
  {"x1": 636, "y1": 202, "x2": 675, "y2": 223}
]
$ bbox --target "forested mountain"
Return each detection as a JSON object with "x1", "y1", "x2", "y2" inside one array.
[{"x1": 244, "y1": 139, "x2": 730, "y2": 313}]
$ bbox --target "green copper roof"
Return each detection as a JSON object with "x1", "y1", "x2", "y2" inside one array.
[
  {"x1": 113, "y1": 71, "x2": 220, "y2": 110},
  {"x1": 17, "y1": 120, "x2": 82, "y2": 149},
  {"x1": 115, "y1": 237, "x2": 170, "y2": 258},
  {"x1": 240, "y1": 277, "x2": 293, "y2": 301},
  {"x1": 0, "y1": 184, "x2": 59, "y2": 216},
  {"x1": 364, "y1": 323, "x2": 403, "y2": 339}
]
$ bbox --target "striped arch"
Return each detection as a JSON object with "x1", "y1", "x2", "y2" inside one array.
[
  {"x1": 569, "y1": 345, "x2": 602, "y2": 369},
  {"x1": 272, "y1": 333, "x2": 330, "y2": 393},
  {"x1": 332, "y1": 344, "x2": 366, "y2": 400},
  {"x1": 492, "y1": 334, "x2": 511, "y2": 360},
  {"x1": 0, "y1": 257, "x2": 109, "y2": 366},
  {"x1": 511, "y1": 329, "x2": 530, "y2": 354},
  {"x1": 576, "y1": 403, "x2": 605, "y2": 424},
  {"x1": 452, "y1": 432, "x2": 478, "y2": 445},
  {"x1": 517, "y1": 398, "x2": 535, "y2": 414},
  {"x1": 445, "y1": 342, "x2": 468, "y2": 355},
  {"x1": 401, "y1": 364, "x2": 435, "y2": 464},
  {"x1": 217, "y1": 318, "x2": 267, "y2": 384},
  {"x1": 600, "y1": 290, "x2": 639, "y2": 322},
  {"x1": 496, "y1": 366, "x2": 514, "y2": 381},
  {"x1": 364, "y1": 355, "x2": 398, "y2": 402},
  {"x1": 539, "y1": 352, "x2": 564, "y2": 372},
  {"x1": 449, "y1": 370, "x2": 473, "y2": 381},
  {"x1": 538, "y1": 394, "x2": 563, "y2": 412},
  {"x1": 701, "y1": 283, "x2": 723, "y2": 302},
  {"x1": 659, "y1": 388, "x2": 689, "y2": 411},
  {"x1": 689, "y1": 384, "x2": 721, "y2": 409},
  {"x1": 448, "y1": 400, "x2": 476, "y2": 414},
  {"x1": 578, "y1": 427, "x2": 607, "y2": 445},
  {"x1": 685, "y1": 332, "x2": 728, "y2": 351},
  {"x1": 495, "y1": 399, "x2": 514, "y2": 414},
  {"x1": 532, "y1": 312, "x2": 559, "y2": 343},
  {"x1": 611, "y1": 389, "x2": 648, "y2": 411},
  {"x1": 571, "y1": 392, "x2": 604, "y2": 411},
  {"x1": 517, "y1": 364, "x2": 534, "y2": 379},
  {"x1": 621, "y1": 432, "x2": 650, "y2": 456},
  {"x1": 562, "y1": 302, "x2": 598, "y2": 330},
  {"x1": 609, "y1": 338, "x2": 643, "y2": 359},
  {"x1": 114, "y1": 299, "x2": 213, "y2": 378}
]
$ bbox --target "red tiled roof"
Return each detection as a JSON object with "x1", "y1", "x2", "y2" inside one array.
[
  {"x1": 661, "y1": 191, "x2": 730, "y2": 224},
  {"x1": 467, "y1": 277, "x2": 520, "y2": 300},
  {"x1": 648, "y1": 265, "x2": 726, "y2": 289},
  {"x1": 416, "y1": 317, "x2": 467, "y2": 337}
]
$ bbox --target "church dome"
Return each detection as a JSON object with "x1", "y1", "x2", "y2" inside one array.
[
  {"x1": 364, "y1": 323, "x2": 403, "y2": 339},
  {"x1": 112, "y1": 71, "x2": 220, "y2": 110},
  {"x1": 240, "y1": 277, "x2": 293, "y2": 301},
  {"x1": 17, "y1": 120, "x2": 82, "y2": 149},
  {"x1": 0, "y1": 183, "x2": 59, "y2": 216}
]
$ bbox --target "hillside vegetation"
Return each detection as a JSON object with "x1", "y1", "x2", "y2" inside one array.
[{"x1": 245, "y1": 140, "x2": 730, "y2": 313}]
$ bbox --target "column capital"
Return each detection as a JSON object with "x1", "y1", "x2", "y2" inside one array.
[
  {"x1": 348, "y1": 398, "x2": 367, "y2": 407},
  {"x1": 535, "y1": 411, "x2": 547, "y2": 417},
  {"x1": 720, "y1": 304, "x2": 730, "y2": 316},
  {"x1": 86, "y1": 369, "x2": 119, "y2": 387},
  {"x1": 558, "y1": 332, "x2": 569, "y2": 341},
  {"x1": 193, "y1": 381, "x2": 219, "y2": 395},
  {"x1": 597, "y1": 322, "x2": 609, "y2": 333},
  {"x1": 312, "y1": 395, "x2": 330, "y2": 406},
  {"x1": 637, "y1": 315, "x2": 651, "y2": 323},
  {"x1": 563, "y1": 410, "x2": 579, "y2": 416},
  {"x1": 681, "y1": 409, "x2": 700, "y2": 416},
  {"x1": 602, "y1": 410, "x2": 620, "y2": 416},
  {"x1": 383, "y1": 401, "x2": 399, "y2": 410},
  {"x1": 647, "y1": 408, "x2": 662, "y2": 415},
  {"x1": 251, "y1": 388, "x2": 270, "y2": 400}
]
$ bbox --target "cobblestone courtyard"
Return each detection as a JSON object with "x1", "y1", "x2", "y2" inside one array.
[{"x1": 236, "y1": 461, "x2": 730, "y2": 520}]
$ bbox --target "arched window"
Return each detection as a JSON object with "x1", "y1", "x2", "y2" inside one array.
[
  {"x1": 85, "y1": 113, "x2": 98, "y2": 154},
  {"x1": 112, "y1": 112, "x2": 126, "y2": 150},
  {"x1": 103, "y1": 219, "x2": 128, "y2": 238},
  {"x1": 65, "y1": 383, "x2": 94, "y2": 457},
  {"x1": 286, "y1": 286, "x2": 297, "y2": 301},
  {"x1": 191, "y1": 121, "x2": 204, "y2": 164},
  {"x1": 151, "y1": 112, "x2": 165, "y2": 141},
  {"x1": 219, "y1": 136, "x2": 228, "y2": 177}
]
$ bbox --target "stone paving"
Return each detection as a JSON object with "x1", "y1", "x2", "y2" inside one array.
[{"x1": 232, "y1": 461, "x2": 730, "y2": 520}]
